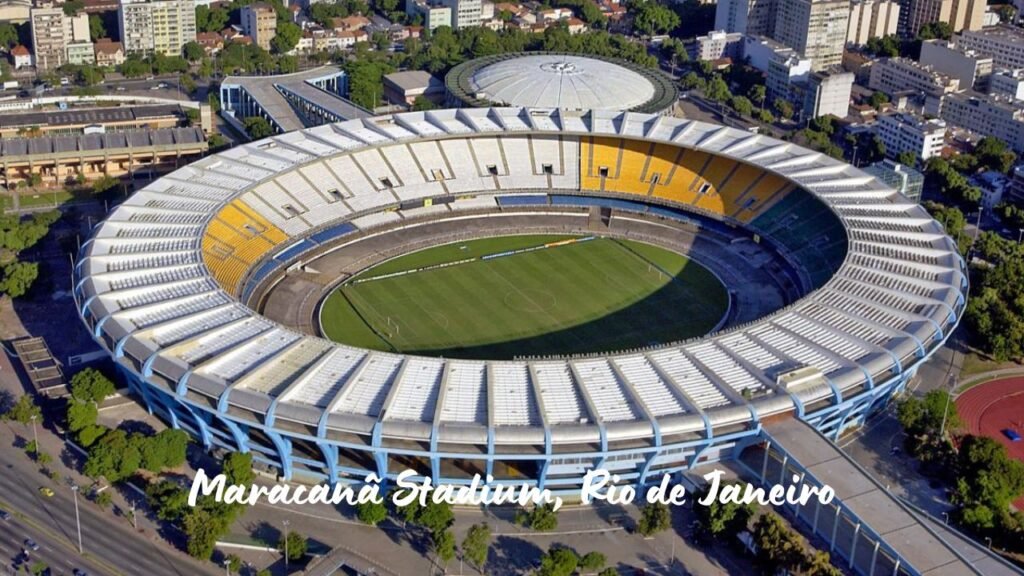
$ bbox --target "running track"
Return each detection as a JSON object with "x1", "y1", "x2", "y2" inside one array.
[{"x1": 955, "y1": 377, "x2": 1024, "y2": 509}]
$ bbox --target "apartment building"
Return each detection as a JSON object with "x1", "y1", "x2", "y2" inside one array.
[
  {"x1": 441, "y1": 0, "x2": 482, "y2": 28},
  {"x1": 846, "y1": 0, "x2": 899, "y2": 45},
  {"x1": 242, "y1": 3, "x2": 277, "y2": 51},
  {"x1": 868, "y1": 57, "x2": 961, "y2": 116},
  {"x1": 406, "y1": 0, "x2": 454, "y2": 29},
  {"x1": 773, "y1": 0, "x2": 849, "y2": 71},
  {"x1": 744, "y1": 35, "x2": 812, "y2": 103},
  {"x1": 989, "y1": 69, "x2": 1024, "y2": 101},
  {"x1": 714, "y1": 0, "x2": 776, "y2": 36},
  {"x1": 874, "y1": 112, "x2": 947, "y2": 161},
  {"x1": 802, "y1": 69, "x2": 854, "y2": 119},
  {"x1": 940, "y1": 92, "x2": 1024, "y2": 152},
  {"x1": 918, "y1": 39, "x2": 993, "y2": 90},
  {"x1": 30, "y1": 7, "x2": 89, "y2": 70},
  {"x1": 691, "y1": 30, "x2": 744, "y2": 61},
  {"x1": 118, "y1": 0, "x2": 197, "y2": 56},
  {"x1": 899, "y1": 0, "x2": 985, "y2": 37},
  {"x1": 956, "y1": 26, "x2": 1024, "y2": 71}
]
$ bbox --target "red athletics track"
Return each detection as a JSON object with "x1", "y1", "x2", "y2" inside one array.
[{"x1": 955, "y1": 377, "x2": 1024, "y2": 510}]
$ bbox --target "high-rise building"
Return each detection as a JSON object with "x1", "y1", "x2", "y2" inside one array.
[
  {"x1": 118, "y1": 0, "x2": 197, "y2": 56},
  {"x1": 773, "y1": 0, "x2": 849, "y2": 71},
  {"x1": 956, "y1": 26, "x2": 1024, "y2": 71},
  {"x1": 846, "y1": 0, "x2": 899, "y2": 45},
  {"x1": 899, "y1": 0, "x2": 984, "y2": 37},
  {"x1": 242, "y1": 3, "x2": 277, "y2": 51},
  {"x1": 441, "y1": 0, "x2": 481, "y2": 28},
  {"x1": 30, "y1": 7, "x2": 89, "y2": 70},
  {"x1": 802, "y1": 69, "x2": 854, "y2": 119},
  {"x1": 691, "y1": 30, "x2": 745, "y2": 61},
  {"x1": 405, "y1": 0, "x2": 452, "y2": 30},
  {"x1": 714, "y1": 0, "x2": 777, "y2": 36}
]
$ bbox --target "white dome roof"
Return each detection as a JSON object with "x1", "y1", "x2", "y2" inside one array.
[{"x1": 468, "y1": 54, "x2": 658, "y2": 110}]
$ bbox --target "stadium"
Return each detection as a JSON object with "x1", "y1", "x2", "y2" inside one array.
[{"x1": 73, "y1": 106, "x2": 966, "y2": 496}]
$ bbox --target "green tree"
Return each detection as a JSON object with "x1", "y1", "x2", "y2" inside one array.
[
  {"x1": 88, "y1": 14, "x2": 106, "y2": 41},
  {"x1": 704, "y1": 75, "x2": 731, "y2": 104},
  {"x1": 140, "y1": 428, "x2": 189, "y2": 471},
  {"x1": 70, "y1": 368, "x2": 116, "y2": 403},
  {"x1": 694, "y1": 483, "x2": 755, "y2": 539},
  {"x1": 579, "y1": 551, "x2": 606, "y2": 571},
  {"x1": 637, "y1": 501, "x2": 671, "y2": 536},
  {"x1": 94, "y1": 490, "x2": 113, "y2": 509},
  {"x1": 196, "y1": 6, "x2": 230, "y2": 33},
  {"x1": 774, "y1": 97, "x2": 794, "y2": 120},
  {"x1": 356, "y1": 499, "x2": 388, "y2": 526},
  {"x1": 973, "y1": 136, "x2": 1017, "y2": 174},
  {"x1": 433, "y1": 528, "x2": 456, "y2": 567},
  {"x1": 865, "y1": 34, "x2": 900, "y2": 57},
  {"x1": 747, "y1": 84, "x2": 766, "y2": 111},
  {"x1": 2, "y1": 394, "x2": 41, "y2": 424},
  {"x1": 537, "y1": 547, "x2": 578, "y2": 576},
  {"x1": 226, "y1": 554, "x2": 242, "y2": 574},
  {"x1": 83, "y1": 429, "x2": 144, "y2": 482},
  {"x1": 63, "y1": 0, "x2": 85, "y2": 15},
  {"x1": 598, "y1": 569, "x2": 619, "y2": 576},
  {"x1": 183, "y1": 507, "x2": 223, "y2": 559},
  {"x1": 66, "y1": 400, "x2": 99, "y2": 434},
  {"x1": 271, "y1": 21, "x2": 301, "y2": 54},
  {"x1": 681, "y1": 72, "x2": 705, "y2": 91},
  {"x1": 631, "y1": 0, "x2": 681, "y2": 36},
  {"x1": 244, "y1": 116, "x2": 274, "y2": 140},
  {"x1": 30, "y1": 561, "x2": 49, "y2": 576},
  {"x1": 222, "y1": 451, "x2": 256, "y2": 485},
  {"x1": 146, "y1": 480, "x2": 190, "y2": 521},
  {"x1": 0, "y1": 261, "x2": 39, "y2": 298},
  {"x1": 752, "y1": 512, "x2": 806, "y2": 575},
  {"x1": 278, "y1": 530, "x2": 308, "y2": 561},
  {"x1": 461, "y1": 523, "x2": 491, "y2": 571},
  {"x1": 412, "y1": 96, "x2": 437, "y2": 111},
  {"x1": 36, "y1": 451, "x2": 52, "y2": 467},
  {"x1": 804, "y1": 550, "x2": 842, "y2": 576},
  {"x1": 92, "y1": 174, "x2": 119, "y2": 194},
  {"x1": 519, "y1": 503, "x2": 558, "y2": 531},
  {"x1": 0, "y1": 23, "x2": 18, "y2": 49},
  {"x1": 183, "y1": 41, "x2": 204, "y2": 62},
  {"x1": 896, "y1": 150, "x2": 918, "y2": 167},
  {"x1": 730, "y1": 95, "x2": 753, "y2": 117},
  {"x1": 918, "y1": 21, "x2": 952, "y2": 41}
]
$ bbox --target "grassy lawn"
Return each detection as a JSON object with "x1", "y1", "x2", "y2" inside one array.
[{"x1": 320, "y1": 235, "x2": 728, "y2": 359}]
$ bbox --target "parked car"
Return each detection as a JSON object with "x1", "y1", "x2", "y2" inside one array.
[
  {"x1": 38, "y1": 487, "x2": 54, "y2": 498},
  {"x1": 0, "y1": 510, "x2": 10, "y2": 520},
  {"x1": 1004, "y1": 429, "x2": 1021, "y2": 442},
  {"x1": 24, "y1": 539, "x2": 39, "y2": 551}
]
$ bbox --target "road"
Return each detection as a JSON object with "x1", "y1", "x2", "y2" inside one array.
[{"x1": 0, "y1": 422, "x2": 219, "y2": 576}]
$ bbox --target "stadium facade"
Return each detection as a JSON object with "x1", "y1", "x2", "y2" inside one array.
[{"x1": 74, "y1": 107, "x2": 966, "y2": 494}]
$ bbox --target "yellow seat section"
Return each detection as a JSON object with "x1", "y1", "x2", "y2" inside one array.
[
  {"x1": 602, "y1": 138, "x2": 652, "y2": 196},
  {"x1": 718, "y1": 163, "x2": 763, "y2": 214},
  {"x1": 201, "y1": 199, "x2": 289, "y2": 292},
  {"x1": 230, "y1": 200, "x2": 288, "y2": 244},
  {"x1": 580, "y1": 136, "x2": 625, "y2": 192},
  {"x1": 731, "y1": 174, "x2": 795, "y2": 222}
]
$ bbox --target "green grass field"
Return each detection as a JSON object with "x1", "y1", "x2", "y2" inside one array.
[{"x1": 319, "y1": 235, "x2": 729, "y2": 359}]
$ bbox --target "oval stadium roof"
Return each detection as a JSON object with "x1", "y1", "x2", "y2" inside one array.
[{"x1": 447, "y1": 53, "x2": 678, "y2": 113}]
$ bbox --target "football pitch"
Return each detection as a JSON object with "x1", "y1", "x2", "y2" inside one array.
[{"x1": 319, "y1": 235, "x2": 729, "y2": 359}]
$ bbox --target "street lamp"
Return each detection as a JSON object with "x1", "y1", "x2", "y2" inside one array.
[
  {"x1": 71, "y1": 485, "x2": 83, "y2": 554},
  {"x1": 941, "y1": 511, "x2": 949, "y2": 525},
  {"x1": 282, "y1": 519, "x2": 290, "y2": 571},
  {"x1": 986, "y1": 536, "x2": 993, "y2": 550},
  {"x1": 1018, "y1": 228, "x2": 1023, "y2": 244},
  {"x1": 29, "y1": 414, "x2": 37, "y2": 451},
  {"x1": 223, "y1": 557, "x2": 231, "y2": 576},
  {"x1": 939, "y1": 376, "x2": 957, "y2": 438}
]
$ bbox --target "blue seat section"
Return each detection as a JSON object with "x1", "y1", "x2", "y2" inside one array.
[
  {"x1": 549, "y1": 195, "x2": 651, "y2": 214},
  {"x1": 497, "y1": 195, "x2": 550, "y2": 206},
  {"x1": 273, "y1": 239, "x2": 316, "y2": 263},
  {"x1": 309, "y1": 222, "x2": 357, "y2": 245},
  {"x1": 241, "y1": 259, "x2": 281, "y2": 302}
]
